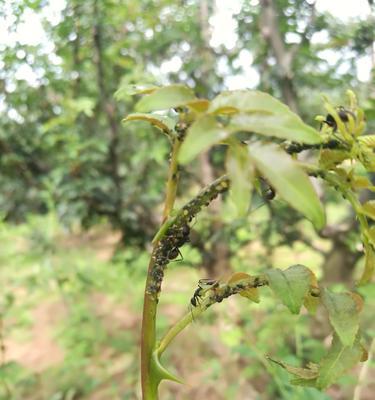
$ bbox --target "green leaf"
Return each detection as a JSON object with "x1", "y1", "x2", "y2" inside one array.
[
  {"x1": 361, "y1": 200, "x2": 375, "y2": 220},
  {"x1": 226, "y1": 140, "x2": 254, "y2": 217},
  {"x1": 208, "y1": 90, "x2": 290, "y2": 114},
  {"x1": 122, "y1": 113, "x2": 176, "y2": 136},
  {"x1": 266, "y1": 264, "x2": 312, "y2": 314},
  {"x1": 135, "y1": 84, "x2": 196, "y2": 112},
  {"x1": 319, "y1": 150, "x2": 348, "y2": 169},
  {"x1": 228, "y1": 112, "x2": 321, "y2": 144},
  {"x1": 358, "y1": 134, "x2": 375, "y2": 148},
  {"x1": 316, "y1": 333, "x2": 363, "y2": 390},
  {"x1": 208, "y1": 90, "x2": 322, "y2": 144},
  {"x1": 290, "y1": 377, "x2": 318, "y2": 387},
  {"x1": 321, "y1": 289, "x2": 362, "y2": 346},
  {"x1": 303, "y1": 272, "x2": 320, "y2": 315},
  {"x1": 178, "y1": 116, "x2": 230, "y2": 164},
  {"x1": 249, "y1": 143, "x2": 325, "y2": 229},
  {"x1": 185, "y1": 99, "x2": 210, "y2": 112},
  {"x1": 358, "y1": 244, "x2": 375, "y2": 285}
]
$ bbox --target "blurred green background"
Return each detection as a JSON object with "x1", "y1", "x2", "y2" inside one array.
[{"x1": 0, "y1": 0, "x2": 374, "y2": 399}]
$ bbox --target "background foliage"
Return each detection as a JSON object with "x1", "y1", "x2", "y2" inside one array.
[{"x1": 0, "y1": 0, "x2": 374, "y2": 399}]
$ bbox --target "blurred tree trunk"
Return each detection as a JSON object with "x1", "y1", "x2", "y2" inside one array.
[
  {"x1": 195, "y1": 0, "x2": 231, "y2": 277},
  {"x1": 92, "y1": 0, "x2": 123, "y2": 236},
  {"x1": 259, "y1": 0, "x2": 299, "y2": 112}
]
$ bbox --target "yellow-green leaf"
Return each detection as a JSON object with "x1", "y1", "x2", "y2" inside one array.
[
  {"x1": 135, "y1": 84, "x2": 196, "y2": 112},
  {"x1": 321, "y1": 289, "x2": 362, "y2": 346},
  {"x1": 249, "y1": 143, "x2": 325, "y2": 229},
  {"x1": 226, "y1": 140, "x2": 254, "y2": 217},
  {"x1": 316, "y1": 333, "x2": 363, "y2": 389},
  {"x1": 208, "y1": 90, "x2": 322, "y2": 144},
  {"x1": 228, "y1": 112, "x2": 321, "y2": 144},
  {"x1": 361, "y1": 200, "x2": 375, "y2": 220},
  {"x1": 185, "y1": 99, "x2": 210, "y2": 112},
  {"x1": 303, "y1": 272, "x2": 320, "y2": 315},
  {"x1": 319, "y1": 149, "x2": 348, "y2": 169},
  {"x1": 358, "y1": 135, "x2": 375, "y2": 148},
  {"x1": 228, "y1": 272, "x2": 259, "y2": 303},
  {"x1": 358, "y1": 244, "x2": 375, "y2": 285},
  {"x1": 208, "y1": 90, "x2": 290, "y2": 115},
  {"x1": 178, "y1": 116, "x2": 230, "y2": 164}
]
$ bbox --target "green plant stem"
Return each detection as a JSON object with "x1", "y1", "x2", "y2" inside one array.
[
  {"x1": 141, "y1": 136, "x2": 181, "y2": 400},
  {"x1": 157, "y1": 275, "x2": 270, "y2": 357},
  {"x1": 162, "y1": 138, "x2": 182, "y2": 221},
  {"x1": 157, "y1": 303, "x2": 207, "y2": 357}
]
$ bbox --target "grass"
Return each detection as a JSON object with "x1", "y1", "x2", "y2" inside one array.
[{"x1": 0, "y1": 213, "x2": 373, "y2": 399}]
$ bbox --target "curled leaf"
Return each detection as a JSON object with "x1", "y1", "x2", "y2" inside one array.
[
  {"x1": 226, "y1": 140, "x2": 254, "y2": 217},
  {"x1": 123, "y1": 113, "x2": 176, "y2": 136},
  {"x1": 267, "y1": 357, "x2": 319, "y2": 379}
]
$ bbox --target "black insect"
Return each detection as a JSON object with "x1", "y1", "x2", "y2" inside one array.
[
  {"x1": 260, "y1": 178, "x2": 276, "y2": 201},
  {"x1": 190, "y1": 278, "x2": 218, "y2": 307},
  {"x1": 175, "y1": 224, "x2": 190, "y2": 247},
  {"x1": 164, "y1": 223, "x2": 191, "y2": 261},
  {"x1": 190, "y1": 287, "x2": 204, "y2": 307},
  {"x1": 167, "y1": 247, "x2": 181, "y2": 261},
  {"x1": 323, "y1": 107, "x2": 355, "y2": 132}
]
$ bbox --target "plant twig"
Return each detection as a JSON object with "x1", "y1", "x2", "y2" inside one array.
[{"x1": 141, "y1": 135, "x2": 182, "y2": 399}]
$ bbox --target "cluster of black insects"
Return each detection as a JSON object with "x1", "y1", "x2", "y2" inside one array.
[
  {"x1": 190, "y1": 276, "x2": 269, "y2": 310},
  {"x1": 148, "y1": 222, "x2": 191, "y2": 296},
  {"x1": 147, "y1": 177, "x2": 230, "y2": 297}
]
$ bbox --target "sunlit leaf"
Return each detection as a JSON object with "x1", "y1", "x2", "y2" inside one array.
[
  {"x1": 228, "y1": 112, "x2": 322, "y2": 144},
  {"x1": 208, "y1": 90, "x2": 290, "y2": 114},
  {"x1": 185, "y1": 99, "x2": 210, "y2": 112},
  {"x1": 135, "y1": 84, "x2": 196, "y2": 112},
  {"x1": 178, "y1": 116, "x2": 230, "y2": 164},
  {"x1": 122, "y1": 113, "x2": 176, "y2": 135},
  {"x1": 316, "y1": 333, "x2": 363, "y2": 389},
  {"x1": 249, "y1": 143, "x2": 325, "y2": 229},
  {"x1": 226, "y1": 140, "x2": 254, "y2": 217},
  {"x1": 321, "y1": 289, "x2": 362, "y2": 346},
  {"x1": 208, "y1": 90, "x2": 322, "y2": 144},
  {"x1": 266, "y1": 264, "x2": 312, "y2": 314}
]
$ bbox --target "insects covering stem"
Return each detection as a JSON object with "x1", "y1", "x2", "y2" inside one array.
[{"x1": 141, "y1": 135, "x2": 181, "y2": 400}]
